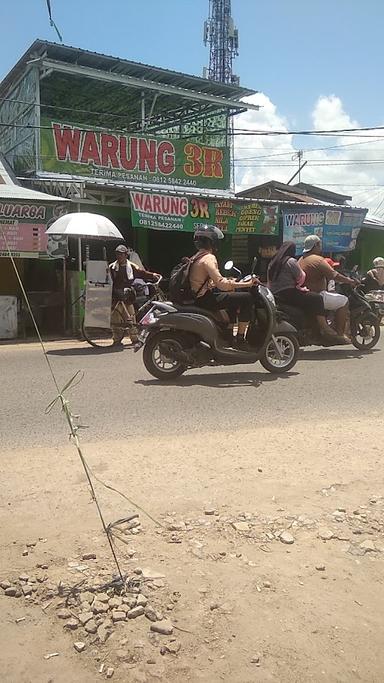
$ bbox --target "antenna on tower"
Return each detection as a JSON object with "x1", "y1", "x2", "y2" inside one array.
[{"x1": 204, "y1": 0, "x2": 239, "y2": 84}]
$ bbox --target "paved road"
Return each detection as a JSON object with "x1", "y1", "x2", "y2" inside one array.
[
  {"x1": 0, "y1": 337, "x2": 382, "y2": 450},
  {"x1": 2, "y1": 337, "x2": 384, "y2": 683}
]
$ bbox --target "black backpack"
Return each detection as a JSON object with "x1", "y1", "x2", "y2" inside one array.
[{"x1": 168, "y1": 252, "x2": 208, "y2": 304}]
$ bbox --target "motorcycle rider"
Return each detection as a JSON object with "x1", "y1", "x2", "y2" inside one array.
[
  {"x1": 298, "y1": 235, "x2": 356, "y2": 341},
  {"x1": 189, "y1": 225, "x2": 258, "y2": 350},
  {"x1": 109, "y1": 244, "x2": 160, "y2": 345},
  {"x1": 363, "y1": 257, "x2": 384, "y2": 292},
  {"x1": 268, "y1": 242, "x2": 339, "y2": 340},
  {"x1": 324, "y1": 257, "x2": 341, "y2": 293}
]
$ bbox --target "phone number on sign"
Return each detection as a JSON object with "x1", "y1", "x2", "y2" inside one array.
[{"x1": 138, "y1": 218, "x2": 184, "y2": 230}]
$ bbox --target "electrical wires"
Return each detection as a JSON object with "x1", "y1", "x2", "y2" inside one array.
[{"x1": 45, "y1": 0, "x2": 63, "y2": 43}]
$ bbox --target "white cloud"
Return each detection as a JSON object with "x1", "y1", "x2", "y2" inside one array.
[
  {"x1": 312, "y1": 95, "x2": 359, "y2": 130},
  {"x1": 234, "y1": 94, "x2": 384, "y2": 218}
]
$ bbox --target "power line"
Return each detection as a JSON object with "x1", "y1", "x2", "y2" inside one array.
[
  {"x1": 2, "y1": 120, "x2": 384, "y2": 139},
  {"x1": 8, "y1": 150, "x2": 384, "y2": 170},
  {"x1": 1, "y1": 94, "x2": 384, "y2": 138},
  {"x1": 2, "y1": 99, "x2": 383, "y2": 153},
  {"x1": 302, "y1": 184, "x2": 384, "y2": 187},
  {"x1": 235, "y1": 160, "x2": 384, "y2": 167},
  {"x1": 234, "y1": 138, "x2": 384, "y2": 160},
  {"x1": 2, "y1": 94, "x2": 384, "y2": 138},
  {"x1": 372, "y1": 192, "x2": 384, "y2": 215},
  {"x1": 45, "y1": 0, "x2": 63, "y2": 43},
  {"x1": 0, "y1": 96, "x2": 153, "y2": 123},
  {"x1": 235, "y1": 138, "x2": 384, "y2": 153},
  {"x1": 234, "y1": 158, "x2": 384, "y2": 164},
  {"x1": 233, "y1": 125, "x2": 384, "y2": 136}
]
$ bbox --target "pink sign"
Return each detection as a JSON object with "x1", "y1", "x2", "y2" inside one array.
[{"x1": 0, "y1": 221, "x2": 48, "y2": 254}]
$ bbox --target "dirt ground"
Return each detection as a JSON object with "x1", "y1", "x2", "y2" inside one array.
[{"x1": 1, "y1": 416, "x2": 384, "y2": 683}]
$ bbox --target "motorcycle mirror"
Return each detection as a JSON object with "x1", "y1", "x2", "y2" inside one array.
[
  {"x1": 224, "y1": 260, "x2": 234, "y2": 271},
  {"x1": 251, "y1": 256, "x2": 257, "y2": 274}
]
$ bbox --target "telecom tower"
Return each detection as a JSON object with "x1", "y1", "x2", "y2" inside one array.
[{"x1": 203, "y1": 0, "x2": 239, "y2": 84}]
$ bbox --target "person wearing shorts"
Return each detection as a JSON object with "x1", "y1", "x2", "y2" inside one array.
[
  {"x1": 268, "y1": 241, "x2": 339, "y2": 341},
  {"x1": 298, "y1": 235, "x2": 356, "y2": 340}
]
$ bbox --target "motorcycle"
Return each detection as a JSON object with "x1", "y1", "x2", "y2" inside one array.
[
  {"x1": 135, "y1": 260, "x2": 299, "y2": 380},
  {"x1": 360, "y1": 286, "x2": 384, "y2": 325},
  {"x1": 277, "y1": 283, "x2": 381, "y2": 351}
]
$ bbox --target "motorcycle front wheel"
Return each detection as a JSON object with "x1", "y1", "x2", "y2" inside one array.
[
  {"x1": 351, "y1": 314, "x2": 380, "y2": 350},
  {"x1": 143, "y1": 331, "x2": 187, "y2": 380},
  {"x1": 260, "y1": 332, "x2": 299, "y2": 373}
]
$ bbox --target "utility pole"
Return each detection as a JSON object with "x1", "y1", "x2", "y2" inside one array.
[
  {"x1": 287, "y1": 157, "x2": 307, "y2": 186},
  {"x1": 291, "y1": 150, "x2": 304, "y2": 183},
  {"x1": 203, "y1": 0, "x2": 239, "y2": 84}
]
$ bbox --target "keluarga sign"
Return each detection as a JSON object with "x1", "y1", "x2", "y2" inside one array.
[
  {"x1": 0, "y1": 202, "x2": 67, "y2": 259},
  {"x1": 0, "y1": 203, "x2": 46, "y2": 220},
  {"x1": 40, "y1": 119, "x2": 230, "y2": 190}
]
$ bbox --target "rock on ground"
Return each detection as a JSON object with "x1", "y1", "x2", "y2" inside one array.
[
  {"x1": 280, "y1": 531, "x2": 295, "y2": 545},
  {"x1": 150, "y1": 620, "x2": 173, "y2": 636}
]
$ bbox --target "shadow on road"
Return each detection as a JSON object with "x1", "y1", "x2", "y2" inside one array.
[
  {"x1": 47, "y1": 345, "x2": 135, "y2": 356},
  {"x1": 299, "y1": 348, "x2": 379, "y2": 361},
  {"x1": 136, "y1": 370, "x2": 299, "y2": 388}
]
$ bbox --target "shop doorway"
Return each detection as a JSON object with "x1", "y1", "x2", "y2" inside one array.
[{"x1": 148, "y1": 231, "x2": 194, "y2": 276}]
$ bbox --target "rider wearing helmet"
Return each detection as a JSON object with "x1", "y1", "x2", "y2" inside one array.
[
  {"x1": 364, "y1": 256, "x2": 384, "y2": 292},
  {"x1": 189, "y1": 224, "x2": 258, "y2": 349}
]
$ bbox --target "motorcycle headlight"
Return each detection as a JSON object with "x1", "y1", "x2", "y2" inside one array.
[{"x1": 259, "y1": 285, "x2": 276, "y2": 307}]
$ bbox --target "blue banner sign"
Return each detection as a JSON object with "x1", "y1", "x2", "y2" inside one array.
[{"x1": 283, "y1": 208, "x2": 367, "y2": 253}]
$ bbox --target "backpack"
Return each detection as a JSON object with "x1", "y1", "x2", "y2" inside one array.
[{"x1": 168, "y1": 252, "x2": 208, "y2": 304}]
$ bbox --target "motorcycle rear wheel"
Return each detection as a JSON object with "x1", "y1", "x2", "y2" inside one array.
[
  {"x1": 143, "y1": 331, "x2": 187, "y2": 380},
  {"x1": 260, "y1": 332, "x2": 299, "y2": 373},
  {"x1": 351, "y1": 314, "x2": 380, "y2": 350}
]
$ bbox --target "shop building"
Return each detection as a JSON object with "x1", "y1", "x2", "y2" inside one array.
[
  {"x1": 0, "y1": 154, "x2": 67, "y2": 338},
  {"x1": 0, "y1": 40, "x2": 264, "y2": 275},
  {"x1": 237, "y1": 180, "x2": 368, "y2": 277},
  {"x1": 353, "y1": 216, "x2": 384, "y2": 272},
  {"x1": 0, "y1": 41, "x2": 371, "y2": 338}
]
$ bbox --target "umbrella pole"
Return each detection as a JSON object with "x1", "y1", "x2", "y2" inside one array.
[
  {"x1": 62, "y1": 256, "x2": 67, "y2": 334},
  {"x1": 77, "y1": 237, "x2": 82, "y2": 271}
]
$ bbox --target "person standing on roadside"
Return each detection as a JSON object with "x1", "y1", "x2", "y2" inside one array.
[{"x1": 109, "y1": 245, "x2": 160, "y2": 345}]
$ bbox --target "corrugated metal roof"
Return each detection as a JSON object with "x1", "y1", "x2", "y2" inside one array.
[
  {"x1": 0, "y1": 183, "x2": 65, "y2": 201},
  {"x1": 294, "y1": 182, "x2": 352, "y2": 202},
  {"x1": 0, "y1": 40, "x2": 255, "y2": 101},
  {"x1": 0, "y1": 156, "x2": 68, "y2": 202},
  {"x1": 237, "y1": 180, "x2": 353, "y2": 206},
  {"x1": 28, "y1": 172, "x2": 367, "y2": 210},
  {"x1": 363, "y1": 216, "x2": 384, "y2": 231}
]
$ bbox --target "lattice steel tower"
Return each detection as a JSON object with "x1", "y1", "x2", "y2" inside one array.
[{"x1": 204, "y1": 0, "x2": 239, "y2": 84}]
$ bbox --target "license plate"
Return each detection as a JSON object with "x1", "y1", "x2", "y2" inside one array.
[
  {"x1": 133, "y1": 329, "x2": 149, "y2": 353},
  {"x1": 138, "y1": 329, "x2": 150, "y2": 343}
]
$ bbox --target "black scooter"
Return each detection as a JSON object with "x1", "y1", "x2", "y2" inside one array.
[
  {"x1": 278, "y1": 284, "x2": 380, "y2": 351},
  {"x1": 136, "y1": 261, "x2": 299, "y2": 380}
]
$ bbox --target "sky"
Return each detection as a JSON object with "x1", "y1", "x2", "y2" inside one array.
[{"x1": 2, "y1": 0, "x2": 384, "y2": 214}]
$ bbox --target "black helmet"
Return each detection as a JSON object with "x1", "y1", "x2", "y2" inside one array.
[{"x1": 193, "y1": 224, "x2": 224, "y2": 252}]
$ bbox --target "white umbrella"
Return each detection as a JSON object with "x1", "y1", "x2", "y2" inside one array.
[
  {"x1": 46, "y1": 212, "x2": 124, "y2": 240},
  {"x1": 46, "y1": 213, "x2": 124, "y2": 271}
]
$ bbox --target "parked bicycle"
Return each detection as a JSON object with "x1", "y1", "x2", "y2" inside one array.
[{"x1": 82, "y1": 277, "x2": 165, "y2": 348}]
